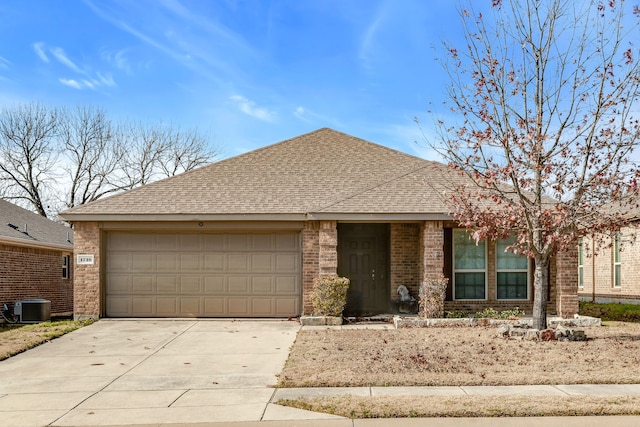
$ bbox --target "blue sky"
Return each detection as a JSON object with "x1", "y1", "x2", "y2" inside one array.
[{"x1": 0, "y1": 0, "x2": 469, "y2": 161}]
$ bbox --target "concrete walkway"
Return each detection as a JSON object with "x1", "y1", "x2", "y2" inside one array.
[{"x1": 1, "y1": 319, "x2": 640, "y2": 427}]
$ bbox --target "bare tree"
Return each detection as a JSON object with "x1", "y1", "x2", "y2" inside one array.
[
  {"x1": 0, "y1": 103, "x2": 219, "y2": 217},
  {"x1": 59, "y1": 105, "x2": 126, "y2": 209},
  {"x1": 0, "y1": 103, "x2": 59, "y2": 217},
  {"x1": 116, "y1": 122, "x2": 216, "y2": 189},
  {"x1": 430, "y1": 0, "x2": 640, "y2": 329}
]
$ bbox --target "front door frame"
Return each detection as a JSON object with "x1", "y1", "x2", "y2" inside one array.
[{"x1": 337, "y1": 223, "x2": 390, "y2": 316}]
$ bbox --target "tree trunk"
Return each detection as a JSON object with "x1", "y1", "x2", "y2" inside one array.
[{"x1": 532, "y1": 255, "x2": 549, "y2": 330}]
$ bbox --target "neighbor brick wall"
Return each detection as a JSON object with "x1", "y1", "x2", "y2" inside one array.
[
  {"x1": 73, "y1": 221, "x2": 101, "y2": 320},
  {"x1": 0, "y1": 243, "x2": 73, "y2": 316},
  {"x1": 301, "y1": 221, "x2": 320, "y2": 314},
  {"x1": 390, "y1": 223, "x2": 420, "y2": 299},
  {"x1": 579, "y1": 228, "x2": 640, "y2": 303}
]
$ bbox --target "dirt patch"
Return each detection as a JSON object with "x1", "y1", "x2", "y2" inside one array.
[
  {"x1": 278, "y1": 321, "x2": 640, "y2": 387},
  {"x1": 278, "y1": 395, "x2": 640, "y2": 418},
  {"x1": 0, "y1": 320, "x2": 93, "y2": 360}
]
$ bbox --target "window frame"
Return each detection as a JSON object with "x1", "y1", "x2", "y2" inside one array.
[
  {"x1": 578, "y1": 237, "x2": 584, "y2": 289},
  {"x1": 613, "y1": 232, "x2": 621, "y2": 288},
  {"x1": 452, "y1": 229, "x2": 487, "y2": 301},
  {"x1": 62, "y1": 254, "x2": 70, "y2": 280},
  {"x1": 495, "y1": 235, "x2": 530, "y2": 301}
]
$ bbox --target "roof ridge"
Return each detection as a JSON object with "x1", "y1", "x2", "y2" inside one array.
[{"x1": 309, "y1": 162, "x2": 438, "y2": 213}]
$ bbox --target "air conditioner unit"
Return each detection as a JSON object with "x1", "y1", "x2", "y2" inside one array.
[{"x1": 14, "y1": 299, "x2": 51, "y2": 323}]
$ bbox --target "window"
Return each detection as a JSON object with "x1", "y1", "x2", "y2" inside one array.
[
  {"x1": 613, "y1": 232, "x2": 621, "y2": 288},
  {"x1": 496, "y1": 235, "x2": 529, "y2": 300},
  {"x1": 578, "y1": 238, "x2": 584, "y2": 289},
  {"x1": 62, "y1": 255, "x2": 70, "y2": 279},
  {"x1": 453, "y1": 230, "x2": 486, "y2": 300}
]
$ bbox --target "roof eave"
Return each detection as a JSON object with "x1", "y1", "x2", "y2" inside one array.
[
  {"x1": 307, "y1": 213, "x2": 452, "y2": 221},
  {"x1": 0, "y1": 235, "x2": 73, "y2": 252},
  {"x1": 58, "y1": 213, "x2": 310, "y2": 222}
]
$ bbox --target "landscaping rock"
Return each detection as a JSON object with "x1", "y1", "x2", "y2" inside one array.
[
  {"x1": 497, "y1": 323, "x2": 511, "y2": 337},
  {"x1": 540, "y1": 329, "x2": 556, "y2": 341},
  {"x1": 524, "y1": 329, "x2": 540, "y2": 340}
]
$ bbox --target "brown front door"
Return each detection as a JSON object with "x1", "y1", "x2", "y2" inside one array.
[{"x1": 338, "y1": 223, "x2": 390, "y2": 316}]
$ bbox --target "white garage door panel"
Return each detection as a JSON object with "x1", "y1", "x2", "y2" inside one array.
[{"x1": 105, "y1": 231, "x2": 301, "y2": 317}]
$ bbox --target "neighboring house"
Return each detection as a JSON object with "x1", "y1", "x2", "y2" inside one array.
[
  {"x1": 578, "y1": 214, "x2": 640, "y2": 304},
  {"x1": 59, "y1": 128, "x2": 578, "y2": 320},
  {"x1": 0, "y1": 199, "x2": 74, "y2": 316}
]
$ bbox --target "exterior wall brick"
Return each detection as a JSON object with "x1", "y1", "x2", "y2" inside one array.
[
  {"x1": 579, "y1": 228, "x2": 640, "y2": 303},
  {"x1": 319, "y1": 220, "x2": 338, "y2": 276},
  {"x1": 301, "y1": 221, "x2": 320, "y2": 314},
  {"x1": 419, "y1": 221, "x2": 445, "y2": 283},
  {"x1": 73, "y1": 222, "x2": 101, "y2": 320},
  {"x1": 556, "y1": 247, "x2": 579, "y2": 317},
  {"x1": 0, "y1": 244, "x2": 73, "y2": 316},
  {"x1": 390, "y1": 223, "x2": 420, "y2": 299}
]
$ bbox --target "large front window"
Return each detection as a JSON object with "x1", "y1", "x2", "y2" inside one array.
[
  {"x1": 496, "y1": 235, "x2": 529, "y2": 300},
  {"x1": 453, "y1": 230, "x2": 486, "y2": 300}
]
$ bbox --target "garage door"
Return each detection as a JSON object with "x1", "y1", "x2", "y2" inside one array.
[{"x1": 105, "y1": 231, "x2": 301, "y2": 317}]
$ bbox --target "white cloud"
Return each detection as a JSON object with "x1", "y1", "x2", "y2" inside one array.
[
  {"x1": 96, "y1": 72, "x2": 116, "y2": 87},
  {"x1": 0, "y1": 56, "x2": 10, "y2": 70},
  {"x1": 292, "y1": 105, "x2": 343, "y2": 128},
  {"x1": 59, "y1": 78, "x2": 83, "y2": 89},
  {"x1": 32, "y1": 42, "x2": 49, "y2": 63},
  {"x1": 229, "y1": 95, "x2": 276, "y2": 122},
  {"x1": 51, "y1": 47, "x2": 84, "y2": 74}
]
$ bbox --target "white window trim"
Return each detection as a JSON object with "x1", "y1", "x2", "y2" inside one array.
[
  {"x1": 452, "y1": 229, "x2": 488, "y2": 301},
  {"x1": 62, "y1": 254, "x2": 70, "y2": 280},
  {"x1": 577, "y1": 238, "x2": 584, "y2": 289},
  {"x1": 613, "y1": 233, "x2": 621, "y2": 288}
]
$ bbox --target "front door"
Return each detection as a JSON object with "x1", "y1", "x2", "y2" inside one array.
[{"x1": 338, "y1": 223, "x2": 390, "y2": 316}]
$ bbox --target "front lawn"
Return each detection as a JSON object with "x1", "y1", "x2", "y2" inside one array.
[
  {"x1": 0, "y1": 319, "x2": 93, "y2": 360},
  {"x1": 277, "y1": 316, "x2": 640, "y2": 417}
]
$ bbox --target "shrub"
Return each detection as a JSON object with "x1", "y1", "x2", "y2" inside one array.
[
  {"x1": 419, "y1": 275, "x2": 448, "y2": 318},
  {"x1": 445, "y1": 310, "x2": 469, "y2": 318},
  {"x1": 309, "y1": 276, "x2": 350, "y2": 317},
  {"x1": 474, "y1": 307, "x2": 525, "y2": 319}
]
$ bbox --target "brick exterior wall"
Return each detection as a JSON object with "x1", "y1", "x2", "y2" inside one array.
[
  {"x1": 319, "y1": 220, "x2": 338, "y2": 276},
  {"x1": 556, "y1": 247, "x2": 579, "y2": 317},
  {"x1": 419, "y1": 221, "x2": 445, "y2": 282},
  {"x1": 73, "y1": 222, "x2": 101, "y2": 320},
  {"x1": 0, "y1": 243, "x2": 73, "y2": 316},
  {"x1": 301, "y1": 221, "x2": 320, "y2": 314},
  {"x1": 390, "y1": 223, "x2": 420, "y2": 299},
  {"x1": 579, "y1": 228, "x2": 640, "y2": 303}
]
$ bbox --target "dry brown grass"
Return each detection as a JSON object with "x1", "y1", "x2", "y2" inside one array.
[
  {"x1": 278, "y1": 321, "x2": 640, "y2": 387},
  {"x1": 0, "y1": 320, "x2": 92, "y2": 360},
  {"x1": 278, "y1": 395, "x2": 640, "y2": 418}
]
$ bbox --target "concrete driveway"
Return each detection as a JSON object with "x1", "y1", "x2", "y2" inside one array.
[{"x1": 0, "y1": 319, "x2": 328, "y2": 426}]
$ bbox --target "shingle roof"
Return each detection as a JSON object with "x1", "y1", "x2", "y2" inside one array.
[
  {"x1": 0, "y1": 199, "x2": 73, "y2": 248},
  {"x1": 60, "y1": 128, "x2": 467, "y2": 220}
]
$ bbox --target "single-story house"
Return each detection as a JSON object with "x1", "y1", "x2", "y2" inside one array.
[
  {"x1": 578, "y1": 209, "x2": 640, "y2": 304},
  {"x1": 59, "y1": 128, "x2": 578, "y2": 320},
  {"x1": 0, "y1": 199, "x2": 74, "y2": 316}
]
